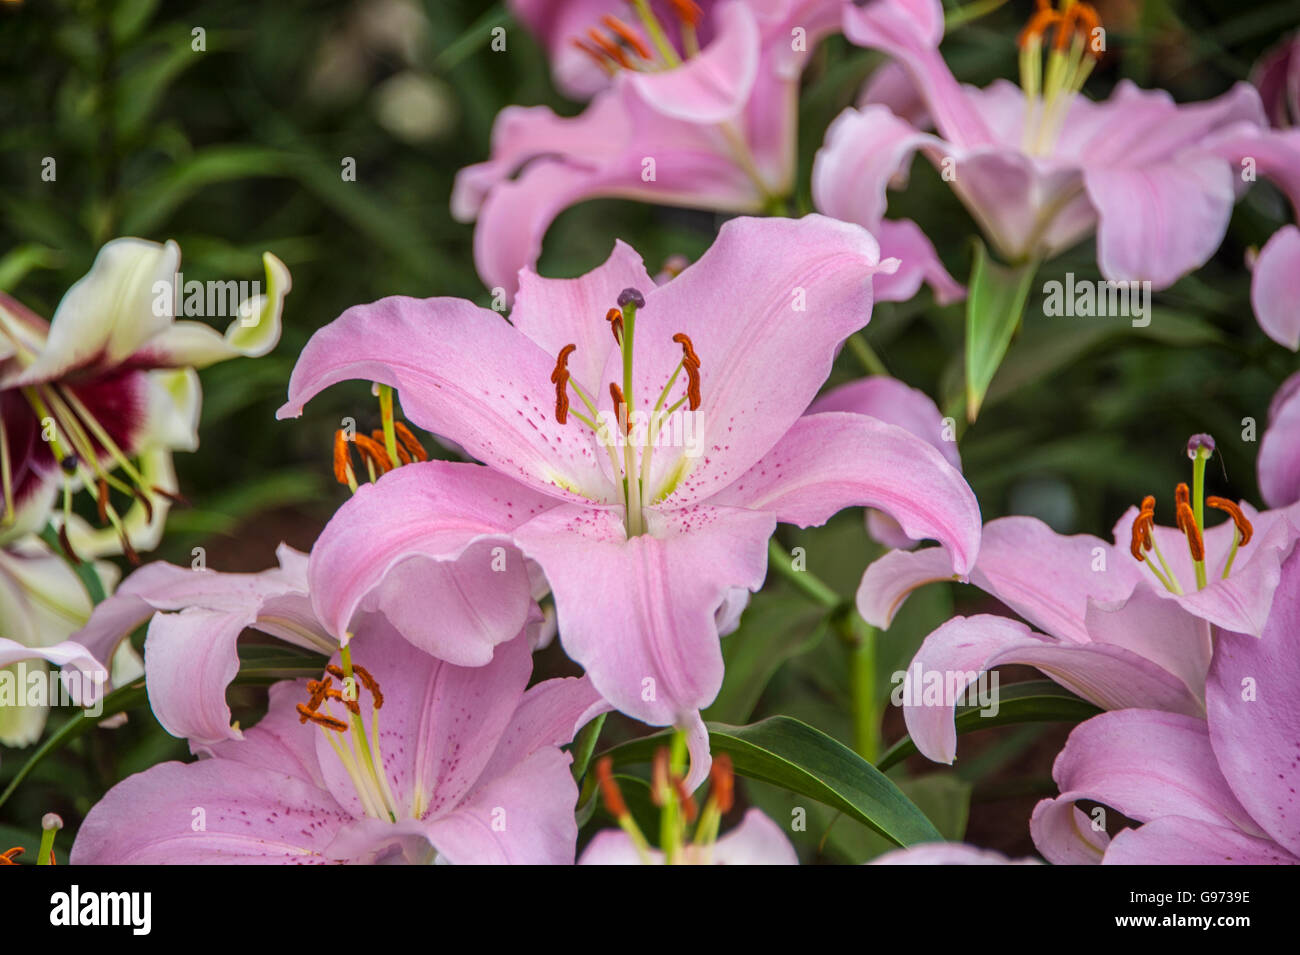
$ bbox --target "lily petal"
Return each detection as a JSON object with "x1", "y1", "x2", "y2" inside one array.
[{"x1": 1252, "y1": 224, "x2": 1300, "y2": 350}]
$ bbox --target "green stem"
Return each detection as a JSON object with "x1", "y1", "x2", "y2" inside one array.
[
  {"x1": 767, "y1": 539, "x2": 840, "y2": 610},
  {"x1": 37, "y1": 825, "x2": 56, "y2": 865},
  {"x1": 847, "y1": 333, "x2": 890, "y2": 377},
  {"x1": 839, "y1": 610, "x2": 879, "y2": 763},
  {"x1": 1192, "y1": 447, "x2": 1209, "y2": 589}
]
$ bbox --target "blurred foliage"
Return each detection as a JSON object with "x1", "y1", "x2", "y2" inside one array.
[{"x1": 0, "y1": 0, "x2": 1296, "y2": 862}]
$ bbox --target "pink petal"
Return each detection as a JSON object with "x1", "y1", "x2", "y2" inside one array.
[
  {"x1": 628, "y1": 2, "x2": 760, "y2": 123},
  {"x1": 1103, "y1": 816, "x2": 1299, "y2": 864},
  {"x1": 1206, "y1": 549, "x2": 1300, "y2": 855},
  {"x1": 711, "y1": 412, "x2": 979, "y2": 575},
  {"x1": 70, "y1": 759, "x2": 353, "y2": 864},
  {"x1": 1047, "y1": 709, "x2": 1268, "y2": 838},
  {"x1": 511, "y1": 239, "x2": 655, "y2": 389},
  {"x1": 857, "y1": 544, "x2": 960, "y2": 629},
  {"x1": 842, "y1": 0, "x2": 993, "y2": 148},
  {"x1": 872, "y1": 218, "x2": 966, "y2": 305},
  {"x1": 1252, "y1": 224, "x2": 1300, "y2": 350},
  {"x1": 307, "y1": 461, "x2": 557, "y2": 661},
  {"x1": 424, "y1": 747, "x2": 581, "y2": 864},
  {"x1": 810, "y1": 377, "x2": 961, "y2": 470},
  {"x1": 279, "y1": 295, "x2": 616, "y2": 503},
  {"x1": 1260, "y1": 372, "x2": 1300, "y2": 508},
  {"x1": 1084, "y1": 156, "x2": 1237, "y2": 290},
  {"x1": 710, "y1": 808, "x2": 799, "y2": 864},
  {"x1": 900, "y1": 615, "x2": 1201, "y2": 764},
  {"x1": 512, "y1": 502, "x2": 774, "y2": 728},
  {"x1": 1028, "y1": 798, "x2": 1109, "y2": 865}
]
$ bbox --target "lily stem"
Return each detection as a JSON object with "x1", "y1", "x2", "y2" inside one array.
[
  {"x1": 838, "y1": 608, "x2": 879, "y2": 764},
  {"x1": 847, "y1": 333, "x2": 890, "y2": 378}
]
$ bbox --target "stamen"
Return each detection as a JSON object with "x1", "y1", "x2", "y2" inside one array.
[
  {"x1": 586, "y1": 27, "x2": 633, "y2": 70},
  {"x1": 609, "y1": 382, "x2": 629, "y2": 434},
  {"x1": 375, "y1": 429, "x2": 410, "y2": 465},
  {"x1": 0, "y1": 847, "x2": 22, "y2": 864},
  {"x1": 668, "y1": 0, "x2": 703, "y2": 26},
  {"x1": 96, "y1": 479, "x2": 109, "y2": 523},
  {"x1": 350, "y1": 663, "x2": 384, "y2": 709},
  {"x1": 56, "y1": 523, "x2": 81, "y2": 565},
  {"x1": 333, "y1": 430, "x2": 355, "y2": 486},
  {"x1": 709, "y1": 754, "x2": 734, "y2": 813},
  {"x1": 551, "y1": 344, "x2": 576, "y2": 424},
  {"x1": 651, "y1": 747, "x2": 671, "y2": 807},
  {"x1": 296, "y1": 704, "x2": 348, "y2": 732},
  {"x1": 353, "y1": 434, "x2": 393, "y2": 474},
  {"x1": 392, "y1": 422, "x2": 428, "y2": 462},
  {"x1": 672, "y1": 333, "x2": 702, "y2": 410},
  {"x1": 1207, "y1": 497, "x2": 1253, "y2": 546},
  {"x1": 1176, "y1": 501, "x2": 1205, "y2": 561},
  {"x1": 600, "y1": 14, "x2": 652, "y2": 60},
  {"x1": 596, "y1": 756, "x2": 627, "y2": 818},
  {"x1": 606, "y1": 307, "x2": 624, "y2": 344},
  {"x1": 1017, "y1": 7, "x2": 1062, "y2": 48},
  {"x1": 571, "y1": 37, "x2": 616, "y2": 73},
  {"x1": 1174, "y1": 483, "x2": 1191, "y2": 528},
  {"x1": 673, "y1": 778, "x2": 698, "y2": 822}
]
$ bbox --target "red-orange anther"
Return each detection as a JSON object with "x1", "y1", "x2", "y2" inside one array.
[
  {"x1": 606, "y1": 307, "x2": 624, "y2": 344},
  {"x1": 586, "y1": 27, "x2": 633, "y2": 69},
  {"x1": 595, "y1": 756, "x2": 627, "y2": 817},
  {"x1": 0, "y1": 847, "x2": 22, "y2": 865},
  {"x1": 600, "y1": 14, "x2": 652, "y2": 59},
  {"x1": 1176, "y1": 502, "x2": 1205, "y2": 561},
  {"x1": 710, "y1": 753, "x2": 735, "y2": 813},
  {"x1": 333, "y1": 429, "x2": 354, "y2": 485},
  {"x1": 353, "y1": 434, "x2": 394, "y2": 474},
  {"x1": 609, "y1": 382, "x2": 629, "y2": 433},
  {"x1": 1207, "y1": 497, "x2": 1254, "y2": 547},
  {"x1": 393, "y1": 422, "x2": 429, "y2": 463},
  {"x1": 669, "y1": 0, "x2": 703, "y2": 26},
  {"x1": 551, "y1": 344, "x2": 577, "y2": 424}
]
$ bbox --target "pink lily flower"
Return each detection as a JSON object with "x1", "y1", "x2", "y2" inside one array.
[
  {"x1": 454, "y1": 1, "x2": 856, "y2": 301},
  {"x1": 279, "y1": 215, "x2": 982, "y2": 785},
  {"x1": 1030, "y1": 549, "x2": 1300, "y2": 864},
  {"x1": 1260, "y1": 371, "x2": 1300, "y2": 509},
  {"x1": 858, "y1": 434, "x2": 1300, "y2": 763},
  {"x1": 0, "y1": 238, "x2": 290, "y2": 556},
  {"x1": 828, "y1": 0, "x2": 1265, "y2": 288},
  {"x1": 809, "y1": 376, "x2": 962, "y2": 550},
  {"x1": 71, "y1": 623, "x2": 606, "y2": 864}
]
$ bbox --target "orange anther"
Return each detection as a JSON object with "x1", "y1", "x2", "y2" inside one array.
[
  {"x1": 595, "y1": 756, "x2": 627, "y2": 817},
  {"x1": 668, "y1": 0, "x2": 703, "y2": 27},
  {"x1": 600, "y1": 14, "x2": 652, "y2": 60},
  {"x1": 551, "y1": 344, "x2": 576, "y2": 425},
  {"x1": 1176, "y1": 502, "x2": 1205, "y2": 561},
  {"x1": 333, "y1": 430, "x2": 354, "y2": 486},
  {"x1": 393, "y1": 421, "x2": 429, "y2": 462},
  {"x1": 586, "y1": 27, "x2": 633, "y2": 70},
  {"x1": 710, "y1": 754, "x2": 735, "y2": 813},
  {"x1": 1207, "y1": 497, "x2": 1254, "y2": 547}
]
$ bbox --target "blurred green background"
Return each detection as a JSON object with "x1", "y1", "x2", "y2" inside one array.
[{"x1": 0, "y1": 0, "x2": 1295, "y2": 861}]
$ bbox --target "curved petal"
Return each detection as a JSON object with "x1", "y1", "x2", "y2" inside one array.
[
  {"x1": 813, "y1": 104, "x2": 948, "y2": 230},
  {"x1": 307, "y1": 461, "x2": 558, "y2": 660},
  {"x1": 144, "y1": 607, "x2": 253, "y2": 744},
  {"x1": 69, "y1": 759, "x2": 352, "y2": 864},
  {"x1": 195, "y1": 681, "x2": 327, "y2": 789},
  {"x1": 1260, "y1": 371, "x2": 1300, "y2": 508},
  {"x1": 842, "y1": 0, "x2": 994, "y2": 148},
  {"x1": 872, "y1": 217, "x2": 966, "y2": 305},
  {"x1": 0, "y1": 637, "x2": 106, "y2": 707},
  {"x1": 12, "y1": 239, "x2": 180, "y2": 385},
  {"x1": 579, "y1": 829, "x2": 657, "y2": 864},
  {"x1": 711, "y1": 412, "x2": 979, "y2": 575},
  {"x1": 902, "y1": 615, "x2": 1204, "y2": 764},
  {"x1": 628, "y1": 1, "x2": 760, "y2": 123},
  {"x1": 1084, "y1": 156, "x2": 1237, "y2": 290},
  {"x1": 1103, "y1": 816, "x2": 1299, "y2": 865},
  {"x1": 1252, "y1": 224, "x2": 1300, "y2": 350},
  {"x1": 477, "y1": 674, "x2": 611, "y2": 783},
  {"x1": 1206, "y1": 548, "x2": 1300, "y2": 855},
  {"x1": 857, "y1": 545, "x2": 960, "y2": 629},
  {"x1": 278, "y1": 295, "x2": 616, "y2": 503},
  {"x1": 1028, "y1": 797, "x2": 1109, "y2": 865},
  {"x1": 809, "y1": 377, "x2": 960, "y2": 470},
  {"x1": 1047, "y1": 709, "x2": 1267, "y2": 838},
  {"x1": 512, "y1": 502, "x2": 775, "y2": 728},
  {"x1": 136, "y1": 252, "x2": 290, "y2": 367}
]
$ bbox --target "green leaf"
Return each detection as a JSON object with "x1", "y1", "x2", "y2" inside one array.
[
  {"x1": 876, "y1": 680, "x2": 1102, "y2": 772},
  {"x1": 965, "y1": 240, "x2": 1038, "y2": 421},
  {"x1": 823, "y1": 772, "x2": 972, "y2": 863},
  {"x1": 599, "y1": 716, "x2": 943, "y2": 847}
]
